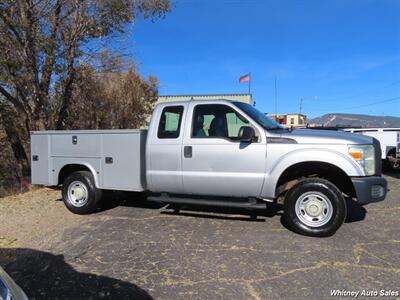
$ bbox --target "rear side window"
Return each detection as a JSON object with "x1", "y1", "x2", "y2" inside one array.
[{"x1": 158, "y1": 106, "x2": 184, "y2": 139}]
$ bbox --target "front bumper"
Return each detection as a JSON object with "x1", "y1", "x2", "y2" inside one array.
[{"x1": 351, "y1": 176, "x2": 387, "y2": 205}]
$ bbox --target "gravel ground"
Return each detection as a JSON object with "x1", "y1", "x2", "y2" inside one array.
[{"x1": 0, "y1": 173, "x2": 399, "y2": 300}]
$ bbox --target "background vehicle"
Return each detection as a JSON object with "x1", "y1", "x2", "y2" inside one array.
[
  {"x1": 343, "y1": 128, "x2": 400, "y2": 170},
  {"x1": 31, "y1": 100, "x2": 387, "y2": 237}
]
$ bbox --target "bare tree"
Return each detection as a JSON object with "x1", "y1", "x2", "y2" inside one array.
[
  {"x1": 0, "y1": 0, "x2": 170, "y2": 186},
  {"x1": 63, "y1": 61, "x2": 158, "y2": 130}
]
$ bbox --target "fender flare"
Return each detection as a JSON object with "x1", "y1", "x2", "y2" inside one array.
[
  {"x1": 261, "y1": 148, "x2": 364, "y2": 199},
  {"x1": 57, "y1": 162, "x2": 100, "y2": 188}
]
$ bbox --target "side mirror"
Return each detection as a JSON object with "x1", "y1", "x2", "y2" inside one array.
[{"x1": 238, "y1": 126, "x2": 255, "y2": 142}]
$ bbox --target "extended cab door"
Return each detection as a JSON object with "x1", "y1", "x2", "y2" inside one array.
[
  {"x1": 182, "y1": 102, "x2": 267, "y2": 197},
  {"x1": 146, "y1": 103, "x2": 186, "y2": 193}
]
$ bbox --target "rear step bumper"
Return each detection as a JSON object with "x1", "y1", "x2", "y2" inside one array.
[{"x1": 147, "y1": 195, "x2": 267, "y2": 209}]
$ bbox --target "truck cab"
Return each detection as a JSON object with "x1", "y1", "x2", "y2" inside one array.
[{"x1": 146, "y1": 100, "x2": 268, "y2": 197}]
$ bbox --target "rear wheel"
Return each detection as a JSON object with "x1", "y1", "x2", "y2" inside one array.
[
  {"x1": 62, "y1": 171, "x2": 103, "y2": 214},
  {"x1": 283, "y1": 178, "x2": 346, "y2": 237}
]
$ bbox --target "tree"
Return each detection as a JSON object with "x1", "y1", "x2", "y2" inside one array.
[
  {"x1": 0, "y1": 0, "x2": 170, "y2": 184},
  {"x1": 59, "y1": 59, "x2": 159, "y2": 130}
]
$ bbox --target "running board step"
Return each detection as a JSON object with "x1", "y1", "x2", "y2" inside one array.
[{"x1": 147, "y1": 195, "x2": 267, "y2": 209}]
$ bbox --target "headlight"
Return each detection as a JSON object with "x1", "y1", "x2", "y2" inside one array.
[{"x1": 348, "y1": 145, "x2": 375, "y2": 175}]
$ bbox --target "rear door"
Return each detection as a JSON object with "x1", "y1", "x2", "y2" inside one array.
[{"x1": 147, "y1": 104, "x2": 186, "y2": 193}]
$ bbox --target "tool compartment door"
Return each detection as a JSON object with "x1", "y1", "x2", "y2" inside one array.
[
  {"x1": 101, "y1": 132, "x2": 145, "y2": 191},
  {"x1": 31, "y1": 134, "x2": 51, "y2": 185}
]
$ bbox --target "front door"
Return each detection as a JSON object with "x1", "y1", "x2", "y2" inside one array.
[{"x1": 182, "y1": 103, "x2": 266, "y2": 197}]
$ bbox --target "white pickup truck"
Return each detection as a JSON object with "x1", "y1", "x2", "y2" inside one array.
[{"x1": 31, "y1": 100, "x2": 387, "y2": 237}]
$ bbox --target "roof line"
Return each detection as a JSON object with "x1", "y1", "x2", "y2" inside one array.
[
  {"x1": 159, "y1": 93, "x2": 252, "y2": 97},
  {"x1": 267, "y1": 113, "x2": 307, "y2": 116}
]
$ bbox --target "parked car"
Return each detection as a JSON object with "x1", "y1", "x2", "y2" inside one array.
[
  {"x1": 343, "y1": 128, "x2": 400, "y2": 170},
  {"x1": 0, "y1": 266, "x2": 28, "y2": 300},
  {"x1": 31, "y1": 100, "x2": 387, "y2": 237}
]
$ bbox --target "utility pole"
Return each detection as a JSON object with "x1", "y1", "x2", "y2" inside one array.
[
  {"x1": 299, "y1": 97, "x2": 303, "y2": 114},
  {"x1": 299, "y1": 96, "x2": 318, "y2": 115},
  {"x1": 274, "y1": 76, "x2": 277, "y2": 115}
]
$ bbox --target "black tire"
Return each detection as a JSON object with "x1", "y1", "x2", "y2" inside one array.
[
  {"x1": 62, "y1": 171, "x2": 103, "y2": 214},
  {"x1": 383, "y1": 149, "x2": 396, "y2": 171},
  {"x1": 283, "y1": 178, "x2": 346, "y2": 237},
  {"x1": 382, "y1": 159, "x2": 393, "y2": 172}
]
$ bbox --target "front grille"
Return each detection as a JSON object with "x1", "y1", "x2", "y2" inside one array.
[{"x1": 373, "y1": 138, "x2": 381, "y2": 175}]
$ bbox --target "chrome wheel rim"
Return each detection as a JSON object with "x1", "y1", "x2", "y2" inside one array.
[
  {"x1": 67, "y1": 181, "x2": 88, "y2": 207},
  {"x1": 295, "y1": 191, "x2": 333, "y2": 227}
]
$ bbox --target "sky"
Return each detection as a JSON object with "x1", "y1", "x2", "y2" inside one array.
[{"x1": 125, "y1": 0, "x2": 400, "y2": 118}]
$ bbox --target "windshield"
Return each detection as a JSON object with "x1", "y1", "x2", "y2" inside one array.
[{"x1": 233, "y1": 102, "x2": 284, "y2": 130}]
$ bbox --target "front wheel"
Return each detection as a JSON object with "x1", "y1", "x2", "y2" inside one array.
[
  {"x1": 283, "y1": 178, "x2": 346, "y2": 237},
  {"x1": 62, "y1": 171, "x2": 103, "y2": 214}
]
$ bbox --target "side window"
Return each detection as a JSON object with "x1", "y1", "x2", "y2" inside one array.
[
  {"x1": 192, "y1": 104, "x2": 249, "y2": 140},
  {"x1": 226, "y1": 112, "x2": 248, "y2": 138},
  {"x1": 158, "y1": 106, "x2": 183, "y2": 139}
]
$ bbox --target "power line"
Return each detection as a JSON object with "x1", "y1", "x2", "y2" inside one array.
[
  {"x1": 314, "y1": 96, "x2": 400, "y2": 112},
  {"x1": 319, "y1": 80, "x2": 400, "y2": 103}
]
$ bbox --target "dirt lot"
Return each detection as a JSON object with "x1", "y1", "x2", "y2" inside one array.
[{"x1": 1, "y1": 173, "x2": 399, "y2": 300}]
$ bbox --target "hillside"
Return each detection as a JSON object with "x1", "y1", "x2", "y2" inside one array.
[{"x1": 309, "y1": 113, "x2": 400, "y2": 128}]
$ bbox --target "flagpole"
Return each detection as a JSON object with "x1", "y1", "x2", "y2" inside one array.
[{"x1": 248, "y1": 72, "x2": 251, "y2": 95}]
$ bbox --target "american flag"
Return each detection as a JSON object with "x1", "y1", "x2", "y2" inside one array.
[{"x1": 239, "y1": 74, "x2": 250, "y2": 83}]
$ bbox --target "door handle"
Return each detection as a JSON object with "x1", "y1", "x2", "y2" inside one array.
[{"x1": 184, "y1": 146, "x2": 192, "y2": 158}]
